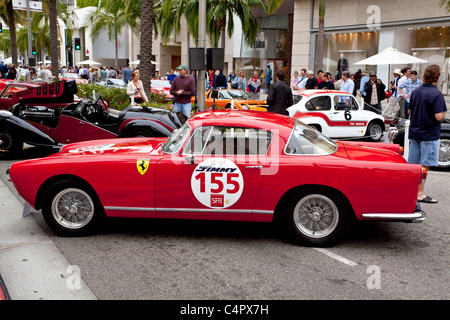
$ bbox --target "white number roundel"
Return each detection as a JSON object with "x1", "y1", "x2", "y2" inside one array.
[{"x1": 191, "y1": 158, "x2": 244, "y2": 208}]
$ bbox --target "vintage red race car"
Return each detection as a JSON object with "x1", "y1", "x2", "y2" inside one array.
[
  {"x1": 0, "y1": 80, "x2": 68, "y2": 110},
  {"x1": 8, "y1": 110, "x2": 426, "y2": 246}
]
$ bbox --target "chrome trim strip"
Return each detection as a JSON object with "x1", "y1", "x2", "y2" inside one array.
[
  {"x1": 104, "y1": 206, "x2": 273, "y2": 215},
  {"x1": 362, "y1": 211, "x2": 426, "y2": 223}
]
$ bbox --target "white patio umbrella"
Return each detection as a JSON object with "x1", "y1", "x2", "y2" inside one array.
[
  {"x1": 129, "y1": 60, "x2": 158, "y2": 65},
  {"x1": 78, "y1": 59, "x2": 102, "y2": 66},
  {"x1": 38, "y1": 60, "x2": 52, "y2": 65},
  {"x1": 354, "y1": 47, "x2": 428, "y2": 84},
  {"x1": 2, "y1": 57, "x2": 12, "y2": 64}
]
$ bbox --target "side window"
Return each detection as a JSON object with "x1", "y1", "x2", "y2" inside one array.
[
  {"x1": 184, "y1": 127, "x2": 212, "y2": 154},
  {"x1": 305, "y1": 96, "x2": 331, "y2": 111},
  {"x1": 203, "y1": 127, "x2": 272, "y2": 156},
  {"x1": 334, "y1": 95, "x2": 358, "y2": 110}
]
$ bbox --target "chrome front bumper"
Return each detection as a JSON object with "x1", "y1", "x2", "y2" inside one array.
[{"x1": 362, "y1": 211, "x2": 426, "y2": 223}]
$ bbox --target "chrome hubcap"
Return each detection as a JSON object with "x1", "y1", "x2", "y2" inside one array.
[
  {"x1": 370, "y1": 125, "x2": 382, "y2": 140},
  {"x1": 293, "y1": 194, "x2": 339, "y2": 238},
  {"x1": 439, "y1": 139, "x2": 450, "y2": 167},
  {"x1": 51, "y1": 188, "x2": 94, "y2": 229}
]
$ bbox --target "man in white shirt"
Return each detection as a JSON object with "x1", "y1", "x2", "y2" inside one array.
[{"x1": 295, "y1": 68, "x2": 308, "y2": 89}]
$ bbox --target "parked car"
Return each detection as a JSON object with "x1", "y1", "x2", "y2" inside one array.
[
  {"x1": 151, "y1": 79, "x2": 173, "y2": 100},
  {"x1": 390, "y1": 118, "x2": 450, "y2": 169},
  {"x1": 7, "y1": 110, "x2": 425, "y2": 246},
  {"x1": 288, "y1": 90, "x2": 386, "y2": 141},
  {"x1": 59, "y1": 73, "x2": 89, "y2": 85},
  {"x1": 192, "y1": 89, "x2": 268, "y2": 111},
  {"x1": 96, "y1": 78, "x2": 127, "y2": 89},
  {"x1": 0, "y1": 93, "x2": 187, "y2": 159},
  {"x1": 0, "y1": 80, "x2": 77, "y2": 111}
]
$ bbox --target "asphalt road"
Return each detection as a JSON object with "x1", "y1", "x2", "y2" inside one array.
[{"x1": 0, "y1": 146, "x2": 449, "y2": 301}]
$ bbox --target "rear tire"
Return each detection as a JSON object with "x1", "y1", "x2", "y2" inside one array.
[
  {"x1": 281, "y1": 187, "x2": 351, "y2": 247},
  {"x1": 438, "y1": 133, "x2": 450, "y2": 169},
  {"x1": 0, "y1": 125, "x2": 23, "y2": 159},
  {"x1": 42, "y1": 179, "x2": 104, "y2": 236},
  {"x1": 366, "y1": 122, "x2": 383, "y2": 142}
]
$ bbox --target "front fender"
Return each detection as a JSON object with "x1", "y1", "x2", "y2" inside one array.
[
  {"x1": 119, "y1": 118, "x2": 174, "y2": 137},
  {"x1": 0, "y1": 110, "x2": 58, "y2": 147}
]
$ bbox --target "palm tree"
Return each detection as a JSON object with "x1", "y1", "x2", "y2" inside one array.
[
  {"x1": 154, "y1": 0, "x2": 270, "y2": 49},
  {"x1": 48, "y1": 0, "x2": 59, "y2": 78},
  {"x1": 439, "y1": 0, "x2": 450, "y2": 12},
  {"x1": 315, "y1": 0, "x2": 326, "y2": 73},
  {"x1": 140, "y1": 0, "x2": 154, "y2": 98},
  {"x1": 90, "y1": 0, "x2": 130, "y2": 68},
  {"x1": 0, "y1": 0, "x2": 25, "y2": 66}
]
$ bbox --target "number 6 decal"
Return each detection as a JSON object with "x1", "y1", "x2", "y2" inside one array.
[
  {"x1": 345, "y1": 109, "x2": 352, "y2": 121},
  {"x1": 191, "y1": 158, "x2": 244, "y2": 208}
]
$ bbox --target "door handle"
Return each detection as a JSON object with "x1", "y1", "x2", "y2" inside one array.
[{"x1": 245, "y1": 166, "x2": 262, "y2": 169}]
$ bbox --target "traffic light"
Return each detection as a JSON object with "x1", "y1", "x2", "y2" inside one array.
[
  {"x1": 74, "y1": 38, "x2": 80, "y2": 50},
  {"x1": 32, "y1": 48, "x2": 36, "y2": 55},
  {"x1": 0, "y1": 23, "x2": 2, "y2": 33}
]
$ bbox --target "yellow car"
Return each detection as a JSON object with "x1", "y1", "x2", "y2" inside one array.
[{"x1": 193, "y1": 89, "x2": 268, "y2": 111}]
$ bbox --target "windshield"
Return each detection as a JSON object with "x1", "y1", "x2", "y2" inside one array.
[
  {"x1": 109, "y1": 79, "x2": 126, "y2": 86},
  {"x1": 219, "y1": 90, "x2": 256, "y2": 100},
  {"x1": 162, "y1": 122, "x2": 191, "y2": 154},
  {"x1": 285, "y1": 120, "x2": 337, "y2": 155}
]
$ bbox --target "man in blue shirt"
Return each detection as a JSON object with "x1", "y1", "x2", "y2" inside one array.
[
  {"x1": 167, "y1": 69, "x2": 177, "y2": 82},
  {"x1": 408, "y1": 65, "x2": 447, "y2": 204},
  {"x1": 400, "y1": 70, "x2": 422, "y2": 119},
  {"x1": 122, "y1": 66, "x2": 132, "y2": 83},
  {"x1": 359, "y1": 71, "x2": 370, "y2": 98}
]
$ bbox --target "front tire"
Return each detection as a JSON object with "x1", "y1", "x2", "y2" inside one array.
[
  {"x1": 282, "y1": 188, "x2": 351, "y2": 247},
  {"x1": 42, "y1": 179, "x2": 104, "y2": 236}
]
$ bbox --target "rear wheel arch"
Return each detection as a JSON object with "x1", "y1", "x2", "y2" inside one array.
[{"x1": 273, "y1": 184, "x2": 356, "y2": 246}]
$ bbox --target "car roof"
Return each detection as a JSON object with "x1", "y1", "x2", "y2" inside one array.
[
  {"x1": 292, "y1": 89, "x2": 352, "y2": 98},
  {"x1": 188, "y1": 110, "x2": 295, "y2": 135}
]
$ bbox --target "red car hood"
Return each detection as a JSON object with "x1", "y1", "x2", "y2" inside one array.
[
  {"x1": 338, "y1": 141, "x2": 406, "y2": 163},
  {"x1": 58, "y1": 137, "x2": 168, "y2": 157}
]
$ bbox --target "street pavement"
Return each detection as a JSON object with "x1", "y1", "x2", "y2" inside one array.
[{"x1": 0, "y1": 177, "x2": 97, "y2": 300}]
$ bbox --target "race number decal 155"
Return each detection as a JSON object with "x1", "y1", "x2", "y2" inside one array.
[{"x1": 191, "y1": 158, "x2": 244, "y2": 208}]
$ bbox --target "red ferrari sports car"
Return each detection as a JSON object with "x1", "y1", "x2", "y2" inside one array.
[{"x1": 8, "y1": 110, "x2": 426, "y2": 246}]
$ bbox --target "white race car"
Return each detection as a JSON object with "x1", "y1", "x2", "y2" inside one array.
[{"x1": 287, "y1": 90, "x2": 385, "y2": 141}]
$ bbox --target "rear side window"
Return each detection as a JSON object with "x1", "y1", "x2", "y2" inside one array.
[
  {"x1": 202, "y1": 126, "x2": 272, "y2": 156},
  {"x1": 305, "y1": 96, "x2": 331, "y2": 111}
]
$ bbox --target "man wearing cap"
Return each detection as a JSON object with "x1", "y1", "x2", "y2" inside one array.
[
  {"x1": 170, "y1": 64, "x2": 196, "y2": 118},
  {"x1": 363, "y1": 72, "x2": 386, "y2": 115},
  {"x1": 387, "y1": 69, "x2": 403, "y2": 120}
]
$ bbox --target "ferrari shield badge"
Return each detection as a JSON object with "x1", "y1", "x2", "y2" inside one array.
[{"x1": 137, "y1": 159, "x2": 150, "y2": 175}]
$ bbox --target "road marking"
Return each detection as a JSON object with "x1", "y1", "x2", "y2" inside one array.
[{"x1": 313, "y1": 248, "x2": 358, "y2": 266}]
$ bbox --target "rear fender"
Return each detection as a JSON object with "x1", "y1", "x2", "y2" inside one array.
[
  {"x1": 119, "y1": 118, "x2": 173, "y2": 137},
  {"x1": 0, "y1": 110, "x2": 58, "y2": 147}
]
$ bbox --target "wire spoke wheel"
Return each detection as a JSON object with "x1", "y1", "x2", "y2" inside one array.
[
  {"x1": 51, "y1": 188, "x2": 95, "y2": 230},
  {"x1": 438, "y1": 137, "x2": 450, "y2": 168},
  {"x1": 293, "y1": 194, "x2": 339, "y2": 238}
]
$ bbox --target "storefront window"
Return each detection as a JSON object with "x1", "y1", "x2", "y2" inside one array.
[
  {"x1": 318, "y1": 31, "x2": 379, "y2": 78},
  {"x1": 234, "y1": 14, "x2": 291, "y2": 87}
]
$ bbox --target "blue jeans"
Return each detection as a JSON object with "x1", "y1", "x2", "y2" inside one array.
[{"x1": 174, "y1": 102, "x2": 192, "y2": 118}]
